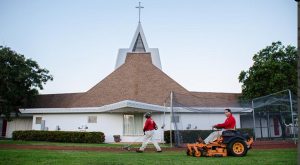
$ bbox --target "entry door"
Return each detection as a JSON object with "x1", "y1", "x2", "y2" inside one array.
[{"x1": 273, "y1": 117, "x2": 280, "y2": 136}]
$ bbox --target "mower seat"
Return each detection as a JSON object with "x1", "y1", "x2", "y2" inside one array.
[
  {"x1": 222, "y1": 130, "x2": 250, "y2": 139},
  {"x1": 222, "y1": 130, "x2": 238, "y2": 137},
  {"x1": 221, "y1": 130, "x2": 250, "y2": 144}
]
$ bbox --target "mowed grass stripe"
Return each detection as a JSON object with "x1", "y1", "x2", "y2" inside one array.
[{"x1": 0, "y1": 149, "x2": 296, "y2": 165}]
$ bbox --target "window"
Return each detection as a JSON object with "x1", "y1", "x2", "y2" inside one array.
[
  {"x1": 88, "y1": 116, "x2": 97, "y2": 123},
  {"x1": 171, "y1": 115, "x2": 180, "y2": 123},
  {"x1": 123, "y1": 114, "x2": 143, "y2": 136},
  {"x1": 35, "y1": 117, "x2": 42, "y2": 124}
]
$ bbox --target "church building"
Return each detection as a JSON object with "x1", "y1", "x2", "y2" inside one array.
[
  {"x1": 1, "y1": 4, "x2": 277, "y2": 142},
  {"x1": 1, "y1": 21, "x2": 256, "y2": 142}
]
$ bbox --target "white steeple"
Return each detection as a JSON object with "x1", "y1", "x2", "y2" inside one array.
[
  {"x1": 114, "y1": 3, "x2": 162, "y2": 70},
  {"x1": 129, "y1": 23, "x2": 148, "y2": 53}
]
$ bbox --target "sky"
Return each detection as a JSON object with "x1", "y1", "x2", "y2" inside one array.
[{"x1": 0, "y1": 0, "x2": 297, "y2": 94}]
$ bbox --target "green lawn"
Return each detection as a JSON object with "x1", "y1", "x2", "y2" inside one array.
[
  {"x1": 0, "y1": 148, "x2": 296, "y2": 165},
  {"x1": 0, "y1": 140, "x2": 169, "y2": 148},
  {"x1": 0, "y1": 140, "x2": 297, "y2": 165}
]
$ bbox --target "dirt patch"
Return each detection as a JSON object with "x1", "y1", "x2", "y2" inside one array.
[
  {"x1": 0, "y1": 140, "x2": 296, "y2": 152},
  {"x1": 251, "y1": 140, "x2": 297, "y2": 149}
]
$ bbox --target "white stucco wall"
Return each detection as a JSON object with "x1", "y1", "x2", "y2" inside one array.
[
  {"x1": 20, "y1": 112, "x2": 242, "y2": 143},
  {"x1": 161, "y1": 113, "x2": 240, "y2": 131},
  {"x1": 32, "y1": 113, "x2": 124, "y2": 143},
  {"x1": 6, "y1": 118, "x2": 32, "y2": 138}
]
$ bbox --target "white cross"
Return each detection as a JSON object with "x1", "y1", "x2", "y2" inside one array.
[{"x1": 136, "y1": 2, "x2": 144, "y2": 23}]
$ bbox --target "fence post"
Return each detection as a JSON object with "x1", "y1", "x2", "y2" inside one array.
[
  {"x1": 288, "y1": 89, "x2": 296, "y2": 144},
  {"x1": 252, "y1": 100, "x2": 256, "y2": 140},
  {"x1": 170, "y1": 91, "x2": 173, "y2": 147}
]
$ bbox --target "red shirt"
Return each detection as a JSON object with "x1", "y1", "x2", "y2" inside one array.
[
  {"x1": 215, "y1": 114, "x2": 236, "y2": 129},
  {"x1": 143, "y1": 117, "x2": 157, "y2": 131}
]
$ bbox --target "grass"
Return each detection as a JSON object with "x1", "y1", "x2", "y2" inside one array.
[
  {"x1": 0, "y1": 148, "x2": 297, "y2": 165},
  {"x1": 0, "y1": 140, "x2": 297, "y2": 165},
  {"x1": 0, "y1": 140, "x2": 170, "y2": 148}
]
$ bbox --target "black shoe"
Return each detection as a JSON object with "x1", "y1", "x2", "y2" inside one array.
[
  {"x1": 156, "y1": 150, "x2": 162, "y2": 153},
  {"x1": 136, "y1": 149, "x2": 143, "y2": 153}
]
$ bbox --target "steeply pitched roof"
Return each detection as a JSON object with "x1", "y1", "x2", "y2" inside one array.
[
  {"x1": 72, "y1": 53, "x2": 189, "y2": 107},
  {"x1": 28, "y1": 53, "x2": 190, "y2": 108}
]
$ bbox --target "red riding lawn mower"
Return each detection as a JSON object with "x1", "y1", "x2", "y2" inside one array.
[{"x1": 186, "y1": 130, "x2": 254, "y2": 157}]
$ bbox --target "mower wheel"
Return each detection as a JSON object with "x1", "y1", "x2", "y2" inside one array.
[
  {"x1": 228, "y1": 139, "x2": 248, "y2": 157},
  {"x1": 191, "y1": 148, "x2": 202, "y2": 157},
  {"x1": 193, "y1": 150, "x2": 201, "y2": 157}
]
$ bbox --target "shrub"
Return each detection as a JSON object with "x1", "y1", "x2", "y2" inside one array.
[
  {"x1": 164, "y1": 128, "x2": 254, "y2": 143},
  {"x1": 12, "y1": 130, "x2": 105, "y2": 143}
]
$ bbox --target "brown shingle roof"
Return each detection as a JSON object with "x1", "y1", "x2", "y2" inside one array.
[
  {"x1": 28, "y1": 93, "x2": 84, "y2": 108},
  {"x1": 28, "y1": 53, "x2": 191, "y2": 108},
  {"x1": 172, "y1": 92, "x2": 241, "y2": 107},
  {"x1": 28, "y1": 53, "x2": 243, "y2": 108},
  {"x1": 71, "y1": 53, "x2": 190, "y2": 107}
]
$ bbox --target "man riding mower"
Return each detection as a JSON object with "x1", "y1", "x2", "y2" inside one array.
[
  {"x1": 186, "y1": 129, "x2": 254, "y2": 157},
  {"x1": 186, "y1": 109, "x2": 253, "y2": 157}
]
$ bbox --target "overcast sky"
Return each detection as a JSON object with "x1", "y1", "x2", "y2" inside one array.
[{"x1": 0, "y1": 0, "x2": 297, "y2": 94}]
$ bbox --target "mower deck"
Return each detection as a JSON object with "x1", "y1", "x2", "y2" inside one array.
[{"x1": 186, "y1": 130, "x2": 254, "y2": 157}]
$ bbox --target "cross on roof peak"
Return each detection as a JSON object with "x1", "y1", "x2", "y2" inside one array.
[{"x1": 136, "y1": 2, "x2": 144, "y2": 23}]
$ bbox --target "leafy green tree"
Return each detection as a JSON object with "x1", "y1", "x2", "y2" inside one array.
[
  {"x1": 239, "y1": 42, "x2": 297, "y2": 139},
  {"x1": 239, "y1": 41, "x2": 297, "y2": 100},
  {"x1": 0, "y1": 46, "x2": 53, "y2": 120}
]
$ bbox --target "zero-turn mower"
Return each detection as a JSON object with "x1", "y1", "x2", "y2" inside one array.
[{"x1": 186, "y1": 130, "x2": 253, "y2": 157}]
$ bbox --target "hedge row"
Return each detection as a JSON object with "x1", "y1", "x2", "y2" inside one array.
[
  {"x1": 12, "y1": 130, "x2": 105, "y2": 143},
  {"x1": 164, "y1": 128, "x2": 254, "y2": 143}
]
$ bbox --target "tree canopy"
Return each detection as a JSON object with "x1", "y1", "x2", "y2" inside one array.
[
  {"x1": 238, "y1": 41, "x2": 297, "y2": 100},
  {"x1": 0, "y1": 46, "x2": 53, "y2": 120}
]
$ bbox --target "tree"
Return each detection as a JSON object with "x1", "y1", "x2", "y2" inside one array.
[
  {"x1": 0, "y1": 46, "x2": 53, "y2": 120},
  {"x1": 239, "y1": 41, "x2": 297, "y2": 100},
  {"x1": 239, "y1": 41, "x2": 297, "y2": 139}
]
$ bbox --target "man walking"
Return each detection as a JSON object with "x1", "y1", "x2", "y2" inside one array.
[{"x1": 136, "y1": 112, "x2": 162, "y2": 153}]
